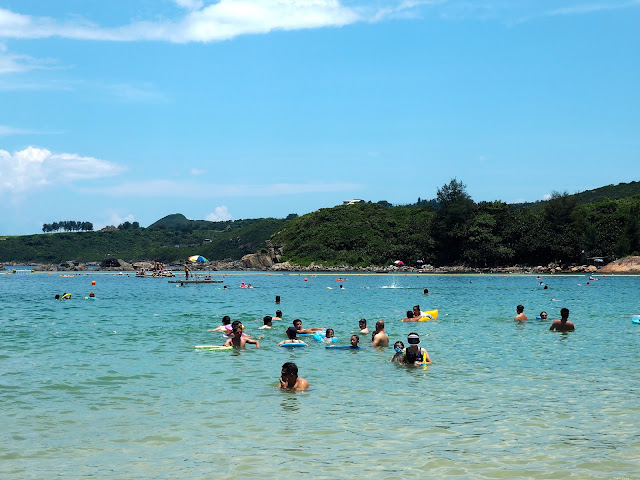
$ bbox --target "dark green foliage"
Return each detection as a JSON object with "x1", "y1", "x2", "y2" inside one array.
[
  {"x1": 273, "y1": 180, "x2": 640, "y2": 267},
  {"x1": 0, "y1": 216, "x2": 287, "y2": 263},
  {"x1": 42, "y1": 220, "x2": 93, "y2": 233},
  {"x1": 271, "y1": 203, "x2": 435, "y2": 266},
  {"x1": 512, "y1": 181, "x2": 640, "y2": 210}
]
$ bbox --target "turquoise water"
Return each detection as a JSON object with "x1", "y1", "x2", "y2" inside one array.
[{"x1": 1, "y1": 271, "x2": 639, "y2": 479}]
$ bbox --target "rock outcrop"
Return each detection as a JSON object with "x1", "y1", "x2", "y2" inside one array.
[
  {"x1": 99, "y1": 258, "x2": 134, "y2": 271},
  {"x1": 598, "y1": 256, "x2": 640, "y2": 273}
]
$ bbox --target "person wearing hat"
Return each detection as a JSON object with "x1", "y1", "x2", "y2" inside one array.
[
  {"x1": 403, "y1": 332, "x2": 431, "y2": 365},
  {"x1": 279, "y1": 326, "x2": 307, "y2": 346}
]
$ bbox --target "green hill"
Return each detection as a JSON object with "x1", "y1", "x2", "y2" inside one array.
[
  {"x1": 272, "y1": 180, "x2": 640, "y2": 267},
  {"x1": 512, "y1": 180, "x2": 640, "y2": 210},
  {"x1": 0, "y1": 216, "x2": 287, "y2": 264}
]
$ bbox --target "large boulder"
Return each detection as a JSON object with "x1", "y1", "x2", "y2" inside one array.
[
  {"x1": 241, "y1": 251, "x2": 275, "y2": 270},
  {"x1": 598, "y1": 256, "x2": 640, "y2": 273},
  {"x1": 100, "y1": 258, "x2": 134, "y2": 271}
]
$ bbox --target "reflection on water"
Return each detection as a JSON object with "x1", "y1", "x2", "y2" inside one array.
[{"x1": 1, "y1": 272, "x2": 639, "y2": 479}]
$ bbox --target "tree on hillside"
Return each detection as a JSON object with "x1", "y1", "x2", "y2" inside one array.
[
  {"x1": 432, "y1": 179, "x2": 477, "y2": 265},
  {"x1": 542, "y1": 191, "x2": 579, "y2": 262}
]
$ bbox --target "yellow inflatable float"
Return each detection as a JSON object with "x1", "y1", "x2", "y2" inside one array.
[{"x1": 402, "y1": 309, "x2": 438, "y2": 322}]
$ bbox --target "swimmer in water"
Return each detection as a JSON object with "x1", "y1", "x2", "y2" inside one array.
[
  {"x1": 224, "y1": 321, "x2": 260, "y2": 348},
  {"x1": 538, "y1": 311, "x2": 548, "y2": 321},
  {"x1": 403, "y1": 332, "x2": 431, "y2": 366},
  {"x1": 391, "y1": 341, "x2": 405, "y2": 362},
  {"x1": 514, "y1": 304, "x2": 528, "y2": 321},
  {"x1": 550, "y1": 308, "x2": 575, "y2": 332},
  {"x1": 279, "y1": 362, "x2": 309, "y2": 391},
  {"x1": 208, "y1": 315, "x2": 232, "y2": 332},
  {"x1": 279, "y1": 326, "x2": 306, "y2": 345},
  {"x1": 273, "y1": 310, "x2": 283, "y2": 321},
  {"x1": 350, "y1": 334, "x2": 360, "y2": 348},
  {"x1": 324, "y1": 328, "x2": 336, "y2": 343},
  {"x1": 358, "y1": 318, "x2": 369, "y2": 334},
  {"x1": 401, "y1": 310, "x2": 416, "y2": 322},
  {"x1": 258, "y1": 316, "x2": 273, "y2": 330},
  {"x1": 371, "y1": 320, "x2": 389, "y2": 347},
  {"x1": 293, "y1": 318, "x2": 324, "y2": 334}
]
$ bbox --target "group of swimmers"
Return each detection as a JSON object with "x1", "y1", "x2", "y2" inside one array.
[
  {"x1": 514, "y1": 305, "x2": 575, "y2": 331},
  {"x1": 207, "y1": 300, "x2": 576, "y2": 391},
  {"x1": 207, "y1": 305, "x2": 436, "y2": 389}
]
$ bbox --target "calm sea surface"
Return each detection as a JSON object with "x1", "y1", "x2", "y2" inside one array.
[{"x1": 1, "y1": 270, "x2": 639, "y2": 479}]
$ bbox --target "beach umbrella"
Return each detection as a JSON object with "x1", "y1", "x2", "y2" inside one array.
[
  {"x1": 188, "y1": 255, "x2": 208, "y2": 264},
  {"x1": 417, "y1": 260, "x2": 424, "y2": 264},
  {"x1": 394, "y1": 260, "x2": 404, "y2": 265}
]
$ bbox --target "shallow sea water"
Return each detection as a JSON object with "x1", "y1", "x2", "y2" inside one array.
[{"x1": 1, "y1": 270, "x2": 639, "y2": 479}]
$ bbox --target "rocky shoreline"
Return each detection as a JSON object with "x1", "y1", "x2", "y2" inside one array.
[{"x1": 0, "y1": 259, "x2": 625, "y2": 274}]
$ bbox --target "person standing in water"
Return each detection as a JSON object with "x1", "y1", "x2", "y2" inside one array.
[
  {"x1": 371, "y1": 320, "x2": 389, "y2": 347},
  {"x1": 358, "y1": 319, "x2": 369, "y2": 334},
  {"x1": 279, "y1": 362, "x2": 309, "y2": 391},
  {"x1": 224, "y1": 321, "x2": 260, "y2": 348},
  {"x1": 550, "y1": 308, "x2": 575, "y2": 332},
  {"x1": 514, "y1": 304, "x2": 528, "y2": 321}
]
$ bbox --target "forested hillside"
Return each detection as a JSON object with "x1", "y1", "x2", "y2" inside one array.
[
  {"x1": 0, "y1": 216, "x2": 286, "y2": 263},
  {"x1": 272, "y1": 180, "x2": 640, "y2": 267}
]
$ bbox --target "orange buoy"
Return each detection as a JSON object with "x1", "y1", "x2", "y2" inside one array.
[
  {"x1": 91, "y1": 280, "x2": 96, "y2": 286},
  {"x1": 304, "y1": 278, "x2": 308, "y2": 282}
]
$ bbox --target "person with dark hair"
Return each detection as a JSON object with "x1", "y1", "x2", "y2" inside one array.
[
  {"x1": 224, "y1": 321, "x2": 260, "y2": 348},
  {"x1": 391, "y1": 341, "x2": 405, "y2": 362},
  {"x1": 273, "y1": 310, "x2": 283, "y2": 321},
  {"x1": 279, "y1": 326, "x2": 306, "y2": 346},
  {"x1": 412, "y1": 305, "x2": 424, "y2": 318},
  {"x1": 293, "y1": 319, "x2": 324, "y2": 334},
  {"x1": 371, "y1": 320, "x2": 389, "y2": 347},
  {"x1": 208, "y1": 315, "x2": 232, "y2": 332},
  {"x1": 401, "y1": 310, "x2": 416, "y2": 322},
  {"x1": 550, "y1": 308, "x2": 575, "y2": 332},
  {"x1": 514, "y1": 304, "x2": 528, "y2": 321},
  {"x1": 358, "y1": 319, "x2": 369, "y2": 334},
  {"x1": 538, "y1": 311, "x2": 548, "y2": 321},
  {"x1": 403, "y1": 332, "x2": 431, "y2": 366},
  {"x1": 279, "y1": 362, "x2": 309, "y2": 391},
  {"x1": 259, "y1": 316, "x2": 273, "y2": 330},
  {"x1": 350, "y1": 334, "x2": 360, "y2": 348}
]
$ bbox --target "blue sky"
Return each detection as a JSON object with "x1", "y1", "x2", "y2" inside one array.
[{"x1": 1, "y1": 0, "x2": 639, "y2": 235}]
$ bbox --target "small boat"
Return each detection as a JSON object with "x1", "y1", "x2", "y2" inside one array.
[{"x1": 168, "y1": 279, "x2": 223, "y2": 284}]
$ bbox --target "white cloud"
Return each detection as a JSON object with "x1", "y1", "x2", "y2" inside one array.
[
  {"x1": 104, "y1": 82, "x2": 169, "y2": 103},
  {"x1": 174, "y1": 0, "x2": 205, "y2": 10},
  {"x1": 206, "y1": 205, "x2": 232, "y2": 221},
  {"x1": 190, "y1": 168, "x2": 206, "y2": 176},
  {"x1": 78, "y1": 179, "x2": 361, "y2": 197},
  {"x1": 546, "y1": 0, "x2": 640, "y2": 17},
  {"x1": 0, "y1": 50, "x2": 53, "y2": 74},
  {"x1": 0, "y1": 125, "x2": 33, "y2": 136},
  {"x1": 543, "y1": 194, "x2": 552, "y2": 200},
  {"x1": 93, "y1": 212, "x2": 135, "y2": 230},
  {"x1": 0, "y1": 2, "x2": 371, "y2": 43},
  {"x1": 0, "y1": 146, "x2": 126, "y2": 194}
]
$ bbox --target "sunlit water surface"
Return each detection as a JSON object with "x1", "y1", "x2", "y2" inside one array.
[{"x1": 1, "y1": 271, "x2": 639, "y2": 479}]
